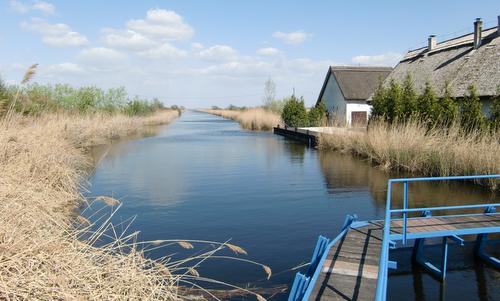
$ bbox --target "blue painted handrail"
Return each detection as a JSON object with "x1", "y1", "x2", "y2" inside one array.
[
  {"x1": 374, "y1": 174, "x2": 500, "y2": 301},
  {"x1": 288, "y1": 215, "x2": 357, "y2": 301}
]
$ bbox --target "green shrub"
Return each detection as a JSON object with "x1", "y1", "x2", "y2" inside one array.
[
  {"x1": 281, "y1": 95, "x2": 308, "y2": 127},
  {"x1": 460, "y1": 85, "x2": 486, "y2": 131},
  {"x1": 370, "y1": 82, "x2": 388, "y2": 121},
  {"x1": 417, "y1": 81, "x2": 438, "y2": 125},
  {"x1": 308, "y1": 101, "x2": 326, "y2": 127},
  {"x1": 400, "y1": 74, "x2": 417, "y2": 121},
  {"x1": 437, "y1": 83, "x2": 459, "y2": 127},
  {"x1": 489, "y1": 86, "x2": 500, "y2": 131},
  {"x1": 385, "y1": 79, "x2": 403, "y2": 123}
]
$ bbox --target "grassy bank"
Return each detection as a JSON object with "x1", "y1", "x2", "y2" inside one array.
[
  {"x1": 0, "y1": 110, "x2": 182, "y2": 299},
  {"x1": 203, "y1": 108, "x2": 282, "y2": 131},
  {"x1": 317, "y1": 121, "x2": 499, "y2": 189}
]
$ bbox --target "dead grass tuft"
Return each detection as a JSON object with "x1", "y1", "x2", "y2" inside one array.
[
  {"x1": 96, "y1": 196, "x2": 121, "y2": 206},
  {"x1": 226, "y1": 243, "x2": 248, "y2": 255}
]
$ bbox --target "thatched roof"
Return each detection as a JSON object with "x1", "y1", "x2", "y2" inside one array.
[
  {"x1": 317, "y1": 66, "x2": 392, "y2": 104},
  {"x1": 385, "y1": 27, "x2": 500, "y2": 98}
]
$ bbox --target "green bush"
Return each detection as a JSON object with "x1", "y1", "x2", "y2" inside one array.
[
  {"x1": 438, "y1": 83, "x2": 459, "y2": 127},
  {"x1": 281, "y1": 95, "x2": 308, "y2": 127},
  {"x1": 400, "y1": 74, "x2": 417, "y2": 121},
  {"x1": 369, "y1": 74, "x2": 490, "y2": 134},
  {"x1": 370, "y1": 82, "x2": 388, "y2": 120},
  {"x1": 460, "y1": 85, "x2": 486, "y2": 131},
  {"x1": 489, "y1": 86, "x2": 500, "y2": 131},
  {"x1": 0, "y1": 78, "x2": 164, "y2": 117},
  {"x1": 308, "y1": 101, "x2": 326, "y2": 127},
  {"x1": 417, "y1": 81, "x2": 438, "y2": 125}
]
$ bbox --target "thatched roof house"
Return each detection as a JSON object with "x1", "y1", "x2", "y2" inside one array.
[
  {"x1": 316, "y1": 66, "x2": 392, "y2": 126},
  {"x1": 384, "y1": 17, "x2": 500, "y2": 114}
]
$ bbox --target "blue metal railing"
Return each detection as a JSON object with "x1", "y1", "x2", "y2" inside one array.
[
  {"x1": 374, "y1": 174, "x2": 500, "y2": 301},
  {"x1": 288, "y1": 215, "x2": 358, "y2": 301}
]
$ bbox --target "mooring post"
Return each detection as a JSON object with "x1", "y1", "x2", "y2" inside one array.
[{"x1": 440, "y1": 236, "x2": 449, "y2": 281}]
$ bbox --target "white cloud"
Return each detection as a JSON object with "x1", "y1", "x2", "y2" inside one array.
[
  {"x1": 46, "y1": 62, "x2": 84, "y2": 74},
  {"x1": 351, "y1": 52, "x2": 402, "y2": 66},
  {"x1": 21, "y1": 18, "x2": 88, "y2": 47},
  {"x1": 126, "y1": 9, "x2": 193, "y2": 41},
  {"x1": 102, "y1": 29, "x2": 157, "y2": 51},
  {"x1": 256, "y1": 47, "x2": 280, "y2": 56},
  {"x1": 138, "y1": 43, "x2": 187, "y2": 59},
  {"x1": 77, "y1": 47, "x2": 127, "y2": 63},
  {"x1": 198, "y1": 45, "x2": 237, "y2": 61},
  {"x1": 272, "y1": 31, "x2": 311, "y2": 45},
  {"x1": 10, "y1": 0, "x2": 55, "y2": 15},
  {"x1": 190, "y1": 42, "x2": 204, "y2": 50}
]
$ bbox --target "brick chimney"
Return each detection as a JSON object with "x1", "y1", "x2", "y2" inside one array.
[
  {"x1": 428, "y1": 35, "x2": 437, "y2": 51},
  {"x1": 473, "y1": 18, "x2": 483, "y2": 49}
]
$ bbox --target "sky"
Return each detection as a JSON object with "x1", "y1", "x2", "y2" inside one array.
[{"x1": 0, "y1": 0, "x2": 499, "y2": 108}]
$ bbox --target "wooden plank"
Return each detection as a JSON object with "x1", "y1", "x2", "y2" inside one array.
[{"x1": 322, "y1": 259, "x2": 379, "y2": 279}]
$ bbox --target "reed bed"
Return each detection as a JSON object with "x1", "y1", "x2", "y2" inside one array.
[
  {"x1": 203, "y1": 108, "x2": 282, "y2": 131},
  {"x1": 317, "y1": 121, "x2": 500, "y2": 189},
  {"x1": 0, "y1": 110, "x2": 270, "y2": 300}
]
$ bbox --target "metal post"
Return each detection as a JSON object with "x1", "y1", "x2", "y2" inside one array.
[
  {"x1": 441, "y1": 237, "x2": 448, "y2": 281},
  {"x1": 403, "y1": 181, "x2": 408, "y2": 245}
]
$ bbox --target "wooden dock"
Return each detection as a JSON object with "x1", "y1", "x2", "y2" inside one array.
[
  {"x1": 288, "y1": 174, "x2": 500, "y2": 301},
  {"x1": 273, "y1": 126, "x2": 318, "y2": 147},
  {"x1": 307, "y1": 214, "x2": 500, "y2": 301}
]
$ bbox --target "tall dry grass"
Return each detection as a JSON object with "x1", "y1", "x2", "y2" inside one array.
[
  {"x1": 203, "y1": 108, "x2": 282, "y2": 131},
  {"x1": 317, "y1": 121, "x2": 500, "y2": 189},
  {"x1": 0, "y1": 110, "x2": 271, "y2": 300}
]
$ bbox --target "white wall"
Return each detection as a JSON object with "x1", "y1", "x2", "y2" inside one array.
[{"x1": 346, "y1": 102, "x2": 372, "y2": 126}]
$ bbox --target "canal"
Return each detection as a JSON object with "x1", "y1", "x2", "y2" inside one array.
[{"x1": 84, "y1": 110, "x2": 499, "y2": 300}]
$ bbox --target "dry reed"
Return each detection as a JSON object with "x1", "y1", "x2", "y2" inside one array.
[
  {"x1": 317, "y1": 120, "x2": 500, "y2": 189},
  {"x1": 0, "y1": 109, "x2": 271, "y2": 300},
  {"x1": 203, "y1": 108, "x2": 282, "y2": 131}
]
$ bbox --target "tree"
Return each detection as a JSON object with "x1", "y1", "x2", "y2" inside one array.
[
  {"x1": 417, "y1": 81, "x2": 438, "y2": 124},
  {"x1": 400, "y1": 74, "x2": 417, "y2": 121},
  {"x1": 370, "y1": 82, "x2": 387, "y2": 121},
  {"x1": 488, "y1": 86, "x2": 500, "y2": 131},
  {"x1": 460, "y1": 85, "x2": 486, "y2": 131},
  {"x1": 438, "y1": 82, "x2": 459, "y2": 127},
  {"x1": 281, "y1": 95, "x2": 308, "y2": 127},
  {"x1": 263, "y1": 78, "x2": 276, "y2": 107},
  {"x1": 385, "y1": 79, "x2": 402, "y2": 123},
  {"x1": 308, "y1": 101, "x2": 326, "y2": 127}
]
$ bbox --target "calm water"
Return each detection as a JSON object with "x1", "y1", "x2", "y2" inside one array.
[{"x1": 85, "y1": 111, "x2": 499, "y2": 300}]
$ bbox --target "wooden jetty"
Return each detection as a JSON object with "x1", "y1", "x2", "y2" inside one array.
[
  {"x1": 273, "y1": 125, "x2": 319, "y2": 147},
  {"x1": 288, "y1": 175, "x2": 500, "y2": 301}
]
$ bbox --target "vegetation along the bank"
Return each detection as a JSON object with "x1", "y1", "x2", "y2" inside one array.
[
  {"x1": 204, "y1": 79, "x2": 327, "y2": 130},
  {"x1": 318, "y1": 75, "x2": 500, "y2": 189},
  {"x1": 0, "y1": 65, "x2": 271, "y2": 300}
]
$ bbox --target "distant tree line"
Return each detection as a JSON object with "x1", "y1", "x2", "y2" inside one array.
[
  {"x1": 371, "y1": 74, "x2": 500, "y2": 132},
  {"x1": 0, "y1": 77, "x2": 173, "y2": 117}
]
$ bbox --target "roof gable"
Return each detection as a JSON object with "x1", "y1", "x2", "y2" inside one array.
[{"x1": 317, "y1": 66, "x2": 392, "y2": 104}]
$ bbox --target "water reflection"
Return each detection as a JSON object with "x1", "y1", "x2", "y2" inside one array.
[{"x1": 317, "y1": 151, "x2": 498, "y2": 216}]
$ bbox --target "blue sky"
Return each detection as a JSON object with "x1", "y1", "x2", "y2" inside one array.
[{"x1": 1, "y1": 0, "x2": 499, "y2": 107}]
